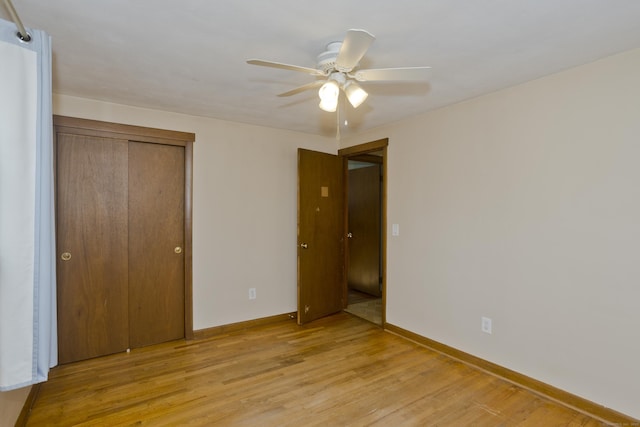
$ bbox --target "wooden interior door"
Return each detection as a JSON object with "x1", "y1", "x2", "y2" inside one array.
[
  {"x1": 128, "y1": 142, "x2": 185, "y2": 347},
  {"x1": 56, "y1": 134, "x2": 130, "y2": 364},
  {"x1": 297, "y1": 149, "x2": 344, "y2": 324},
  {"x1": 347, "y1": 164, "x2": 382, "y2": 296}
]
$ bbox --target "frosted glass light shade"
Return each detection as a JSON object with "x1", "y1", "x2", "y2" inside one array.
[
  {"x1": 345, "y1": 81, "x2": 368, "y2": 108},
  {"x1": 318, "y1": 80, "x2": 339, "y2": 112}
]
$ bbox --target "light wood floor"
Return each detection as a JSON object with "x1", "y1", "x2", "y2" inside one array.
[{"x1": 26, "y1": 313, "x2": 607, "y2": 426}]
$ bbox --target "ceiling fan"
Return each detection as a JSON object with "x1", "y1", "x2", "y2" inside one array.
[{"x1": 247, "y1": 29, "x2": 431, "y2": 113}]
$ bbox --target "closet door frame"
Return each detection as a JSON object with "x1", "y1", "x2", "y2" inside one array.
[{"x1": 53, "y1": 115, "x2": 196, "y2": 340}]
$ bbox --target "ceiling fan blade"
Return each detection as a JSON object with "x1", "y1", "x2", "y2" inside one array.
[
  {"x1": 335, "y1": 29, "x2": 375, "y2": 72},
  {"x1": 247, "y1": 59, "x2": 325, "y2": 76},
  {"x1": 353, "y1": 67, "x2": 432, "y2": 82},
  {"x1": 277, "y1": 80, "x2": 324, "y2": 97}
]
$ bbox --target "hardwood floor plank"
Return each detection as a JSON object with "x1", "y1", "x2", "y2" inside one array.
[{"x1": 25, "y1": 313, "x2": 616, "y2": 426}]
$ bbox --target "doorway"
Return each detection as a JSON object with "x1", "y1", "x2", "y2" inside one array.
[
  {"x1": 296, "y1": 139, "x2": 387, "y2": 326},
  {"x1": 339, "y1": 139, "x2": 388, "y2": 326}
]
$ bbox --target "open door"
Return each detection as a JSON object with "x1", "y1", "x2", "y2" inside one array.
[{"x1": 297, "y1": 149, "x2": 344, "y2": 324}]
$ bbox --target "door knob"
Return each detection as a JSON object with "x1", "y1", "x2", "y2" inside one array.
[
  {"x1": 61, "y1": 252, "x2": 71, "y2": 261},
  {"x1": 347, "y1": 232, "x2": 353, "y2": 238},
  {"x1": 174, "y1": 246, "x2": 182, "y2": 254},
  {"x1": 300, "y1": 243, "x2": 308, "y2": 249}
]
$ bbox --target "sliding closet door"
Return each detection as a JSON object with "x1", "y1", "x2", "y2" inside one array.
[
  {"x1": 56, "y1": 134, "x2": 129, "y2": 364},
  {"x1": 128, "y1": 141, "x2": 185, "y2": 348},
  {"x1": 55, "y1": 115, "x2": 194, "y2": 364}
]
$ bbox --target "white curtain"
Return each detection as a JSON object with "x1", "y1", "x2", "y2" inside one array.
[{"x1": 0, "y1": 18, "x2": 56, "y2": 390}]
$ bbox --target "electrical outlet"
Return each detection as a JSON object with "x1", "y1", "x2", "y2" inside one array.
[
  {"x1": 248, "y1": 288, "x2": 256, "y2": 300},
  {"x1": 481, "y1": 316, "x2": 492, "y2": 334}
]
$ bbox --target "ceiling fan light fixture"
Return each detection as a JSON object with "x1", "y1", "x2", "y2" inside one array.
[
  {"x1": 344, "y1": 81, "x2": 368, "y2": 108},
  {"x1": 318, "y1": 80, "x2": 340, "y2": 112},
  {"x1": 247, "y1": 29, "x2": 431, "y2": 117}
]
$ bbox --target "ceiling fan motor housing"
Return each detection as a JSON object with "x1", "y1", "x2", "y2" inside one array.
[{"x1": 316, "y1": 41, "x2": 342, "y2": 73}]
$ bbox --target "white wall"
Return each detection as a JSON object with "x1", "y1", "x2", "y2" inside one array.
[
  {"x1": 48, "y1": 48, "x2": 640, "y2": 418},
  {"x1": 53, "y1": 95, "x2": 336, "y2": 330},
  {"x1": 342, "y1": 48, "x2": 640, "y2": 419},
  {"x1": 0, "y1": 386, "x2": 30, "y2": 425}
]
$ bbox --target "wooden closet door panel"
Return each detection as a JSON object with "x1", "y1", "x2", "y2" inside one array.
[
  {"x1": 56, "y1": 134, "x2": 129, "y2": 364},
  {"x1": 128, "y1": 142, "x2": 185, "y2": 348}
]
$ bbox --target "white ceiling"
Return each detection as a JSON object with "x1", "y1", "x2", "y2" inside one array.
[{"x1": 2, "y1": 0, "x2": 640, "y2": 138}]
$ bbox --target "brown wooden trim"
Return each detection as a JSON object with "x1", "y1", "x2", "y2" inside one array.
[
  {"x1": 348, "y1": 154, "x2": 383, "y2": 164},
  {"x1": 384, "y1": 323, "x2": 639, "y2": 425},
  {"x1": 183, "y1": 141, "x2": 194, "y2": 340},
  {"x1": 341, "y1": 155, "x2": 349, "y2": 309},
  {"x1": 53, "y1": 116, "x2": 195, "y2": 145},
  {"x1": 14, "y1": 384, "x2": 41, "y2": 427},
  {"x1": 338, "y1": 138, "x2": 388, "y2": 157},
  {"x1": 193, "y1": 313, "x2": 296, "y2": 340},
  {"x1": 380, "y1": 147, "x2": 387, "y2": 325},
  {"x1": 55, "y1": 126, "x2": 187, "y2": 147}
]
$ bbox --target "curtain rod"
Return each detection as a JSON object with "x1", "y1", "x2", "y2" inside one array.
[{"x1": 3, "y1": 0, "x2": 31, "y2": 42}]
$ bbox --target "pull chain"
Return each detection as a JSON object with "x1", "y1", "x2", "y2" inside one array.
[{"x1": 336, "y1": 101, "x2": 341, "y2": 141}]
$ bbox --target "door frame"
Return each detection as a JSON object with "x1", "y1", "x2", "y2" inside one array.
[
  {"x1": 53, "y1": 116, "x2": 196, "y2": 340},
  {"x1": 338, "y1": 138, "x2": 388, "y2": 326}
]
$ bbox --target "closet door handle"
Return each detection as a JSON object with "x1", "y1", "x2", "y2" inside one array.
[
  {"x1": 61, "y1": 252, "x2": 72, "y2": 261},
  {"x1": 174, "y1": 246, "x2": 182, "y2": 254}
]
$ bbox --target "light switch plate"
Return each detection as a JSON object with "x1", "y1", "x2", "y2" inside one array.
[{"x1": 481, "y1": 316, "x2": 492, "y2": 334}]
